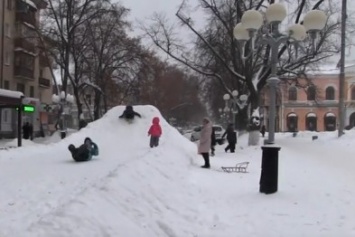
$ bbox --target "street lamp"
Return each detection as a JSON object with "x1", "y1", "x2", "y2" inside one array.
[
  {"x1": 223, "y1": 90, "x2": 248, "y2": 130},
  {"x1": 52, "y1": 91, "x2": 75, "y2": 139},
  {"x1": 234, "y1": 4, "x2": 327, "y2": 194},
  {"x1": 233, "y1": 3, "x2": 326, "y2": 144}
]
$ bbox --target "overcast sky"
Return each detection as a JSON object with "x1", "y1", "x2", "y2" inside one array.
[{"x1": 118, "y1": 0, "x2": 355, "y2": 66}]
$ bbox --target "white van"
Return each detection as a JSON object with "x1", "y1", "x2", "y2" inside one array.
[{"x1": 190, "y1": 125, "x2": 225, "y2": 144}]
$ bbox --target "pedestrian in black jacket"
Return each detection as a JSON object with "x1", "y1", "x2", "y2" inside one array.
[
  {"x1": 222, "y1": 124, "x2": 237, "y2": 153},
  {"x1": 211, "y1": 126, "x2": 216, "y2": 156},
  {"x1": 119, "y1": 105, "x2": 141, "y2": 122},
  {"x1": 22, "y1": 122, "x2": 30, "y2": 140}
]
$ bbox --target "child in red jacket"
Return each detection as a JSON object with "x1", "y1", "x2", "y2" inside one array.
[{"x1": 148, "y1": 117, "x2": 162, "y2": 148}]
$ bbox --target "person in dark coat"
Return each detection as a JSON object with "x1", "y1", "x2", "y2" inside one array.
[
  {"x1": 260, "y1": 125, "x2": 266, "y2": 137},
  {"x1": 68, "y1": 137, "x2": 99, "y2": 162},
  {"x1": 210, "y1": 126, "x2": 216, "y2": 156},
  {"x1": 22, "y1": 122, "x2": 30, "y2": 140},
  {"x1": 119, "y1": 105, "x2": 141, "y2": 122},
  {"x1": 222, "y1": 124, "x2": 237, "y2": 153}
]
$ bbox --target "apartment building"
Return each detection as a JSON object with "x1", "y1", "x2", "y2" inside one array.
[
  {"x1": 261, "y1": 64, "x2": 355, "y2": 132},
  {"x1": 0, "y1": 0, "x2": 52, "y2": 138}
]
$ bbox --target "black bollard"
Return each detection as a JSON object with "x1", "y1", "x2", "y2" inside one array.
[{"x1": 259, "y1": 145, "x2": 281, "y2": 194}]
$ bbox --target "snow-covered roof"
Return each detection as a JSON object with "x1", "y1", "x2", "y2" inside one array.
[
  {"x1": 0, "y1": 89, "x2": 24, "y2": 99},
  {"x1": 23, "y1": 0, "x2": 37, "y2": 10},
  {"x1": 307, "y1": 64, "x2": 355, "y2": 76}
]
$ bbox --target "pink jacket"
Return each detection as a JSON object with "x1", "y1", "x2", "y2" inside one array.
[{"x1": 148, "y1": 117, "x2": 162, "y2": 137}]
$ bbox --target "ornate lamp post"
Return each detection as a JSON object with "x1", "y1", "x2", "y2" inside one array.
[
  {"x1": 233, "y1": 3, "x2": 327, "y2": 144},
  {"x1": 52, "y1": 91, "x2": 75, "y2": 139},
  {"x1": 223, "y1": 90, "x2": 248, "y2": 130},
  {"x1": 233, "y1": 4, "x2": 327, "y2": 194}
]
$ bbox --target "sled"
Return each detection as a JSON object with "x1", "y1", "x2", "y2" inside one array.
[{"x1": 221, "y1": 162, "x2": 249, "y2": 173}]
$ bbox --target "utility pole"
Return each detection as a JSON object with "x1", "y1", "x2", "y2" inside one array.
[
  {"x1": 338, "y1": 0, "x2": 347, "y2": 137},
  {"x1": 0, "y1": 0, "x2": 6, "y2": 88}
]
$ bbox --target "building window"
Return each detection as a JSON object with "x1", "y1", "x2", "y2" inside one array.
[
  {"x1": 351, "y1": 87, "x2": 355, "y2": 100},
  {"x1": 40, "y1": 69, "x2": 44, "y2": 77},
  {"x1": 324, "y1": 113, "x2": 336, "y2": 131},
  {"x1": 4, "y1": 110, "x2": 9, "y2": 123},
  {"x1": 5, "y1": 51, "x2": 10, "y2": 65},
  {"x1": 7, "y1": 0, "x2": 12, "y2": 10},
  {"x1": 17, "y1": 83, "x2": 25, "y2": 94},
  {"x1": 306, "y1": 113, "x2": 317, "y2": 131},
  {"x1": 14, "y1": 53, "x2": 34, "y2": 70},
  {"x1": 307, "y1": 86, "x2": 316, "y2": 101},
  {"x1": 288, "y1": 87, "x2": 297, "y2": 101},
  {"x1": 5, "y1": 24, "x2": 11, "y2": 38},
  {"x1": 30, "y1": 86, "x2": 34, "y2": 97},
  {"x1": 325, "y1": 86, "x2": 335, "y2": 100},
  {"x1": 287, "y1": 113, "x2": 298, "y2": 132},
  {"x1": 4, "y1": 80, "x2": 10, "y2": 89}
]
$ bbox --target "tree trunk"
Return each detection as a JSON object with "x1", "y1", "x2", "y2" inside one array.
[
  {"x1": 247, "y1": 92, "x2": 261, "y2": 146},
  {"x1": 73, "y1": 87, "x2": 82, "y2": 129},
  {"x1": 93, "y1": 90, "x2": 101, "y2": 120}
]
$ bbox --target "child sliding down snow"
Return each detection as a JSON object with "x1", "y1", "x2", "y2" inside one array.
[
  {"x1": 119, "y1": 105, "x2": 141, "y2": 123},
  {"x1": 148, "y1": 117, "x2": 162, "y2": 148},
  {"x1": 68, "y1": 137, "x2": 99, "y2": 162}
]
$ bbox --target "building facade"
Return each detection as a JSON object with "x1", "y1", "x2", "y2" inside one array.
[
  {"x1": 0, "y1": 0, "x2": 52, "y2": 138},
  {"x1": 261, "y1": 65, "x2": 355, "y2": 132}
]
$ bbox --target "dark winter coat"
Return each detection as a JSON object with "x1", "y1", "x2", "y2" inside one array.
[
  {"x1": 148, "y1": 117, "x2": 162, "y2": 137},
  {"x1": 22, "y1": 123, "x2": 30, "y2": 139},
  {"x1": 119, "y1": 105, "x2": 141, "y2": 120},
  {"x1": 211, "y1": 127, "x2": 216, "y2": 146},
  {"x1": 68, "y1": 137, "x2": 99, "y2": 162},
  {"x1": 222, "y1": 124, "x2": 237, "y2": 144},
  {"x1": 260, "y1": 125, "x2": 266, "y2": 135}
]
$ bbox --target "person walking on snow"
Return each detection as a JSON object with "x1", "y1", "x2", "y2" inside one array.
[
  {"x1": 222, "y1": 123, "x2": 237, "y2": 153},
  {"x1": 198, "y1": 117, "x2": 212, "y2": 168},
  {"x1": 148, "y1": 117, "x2": 162, "y2": 148},
  {"x1": 211, "y1": 126, "x2": 216, "y2": 156}
]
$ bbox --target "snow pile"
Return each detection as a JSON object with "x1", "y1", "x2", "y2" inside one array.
[{"x1": 0, "y1": 105, "x2": 355, "y2": 236}]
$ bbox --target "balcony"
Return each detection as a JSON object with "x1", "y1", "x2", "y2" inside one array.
[
  {"x1": 31, "y1": 0, "x2": 48, "y2": 9},
  {"x1": 39, "y1": 77, "x2": 51, "y2": 88},
  {"x1": 14, "y1": 66, "x2": 34, "y2": 80},
  {"x1": 15, "y1": 11, "x2": 37, "y2": 27},
  {"x1": 14, "y1": 38, "x2": 36, "y2": 53}
]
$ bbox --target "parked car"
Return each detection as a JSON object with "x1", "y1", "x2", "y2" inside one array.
[{"x1": 190, "y1": 125, "x2": 225, "y2": 144}]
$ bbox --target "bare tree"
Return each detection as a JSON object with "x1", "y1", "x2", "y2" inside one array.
[
  {"x1": 143, "y1": 0, "x2": 351, "y2": 118},
  {"x1": 82, "y1": 4, "x2": 145, "y2": 119},
  {"x1": 40, "y1": 0, "x2": 110, "y2": 120}
]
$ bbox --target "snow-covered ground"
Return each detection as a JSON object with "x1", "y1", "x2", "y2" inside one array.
[{"x1": 0, "y1": 105, "x2": 354, "y2": 237}]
